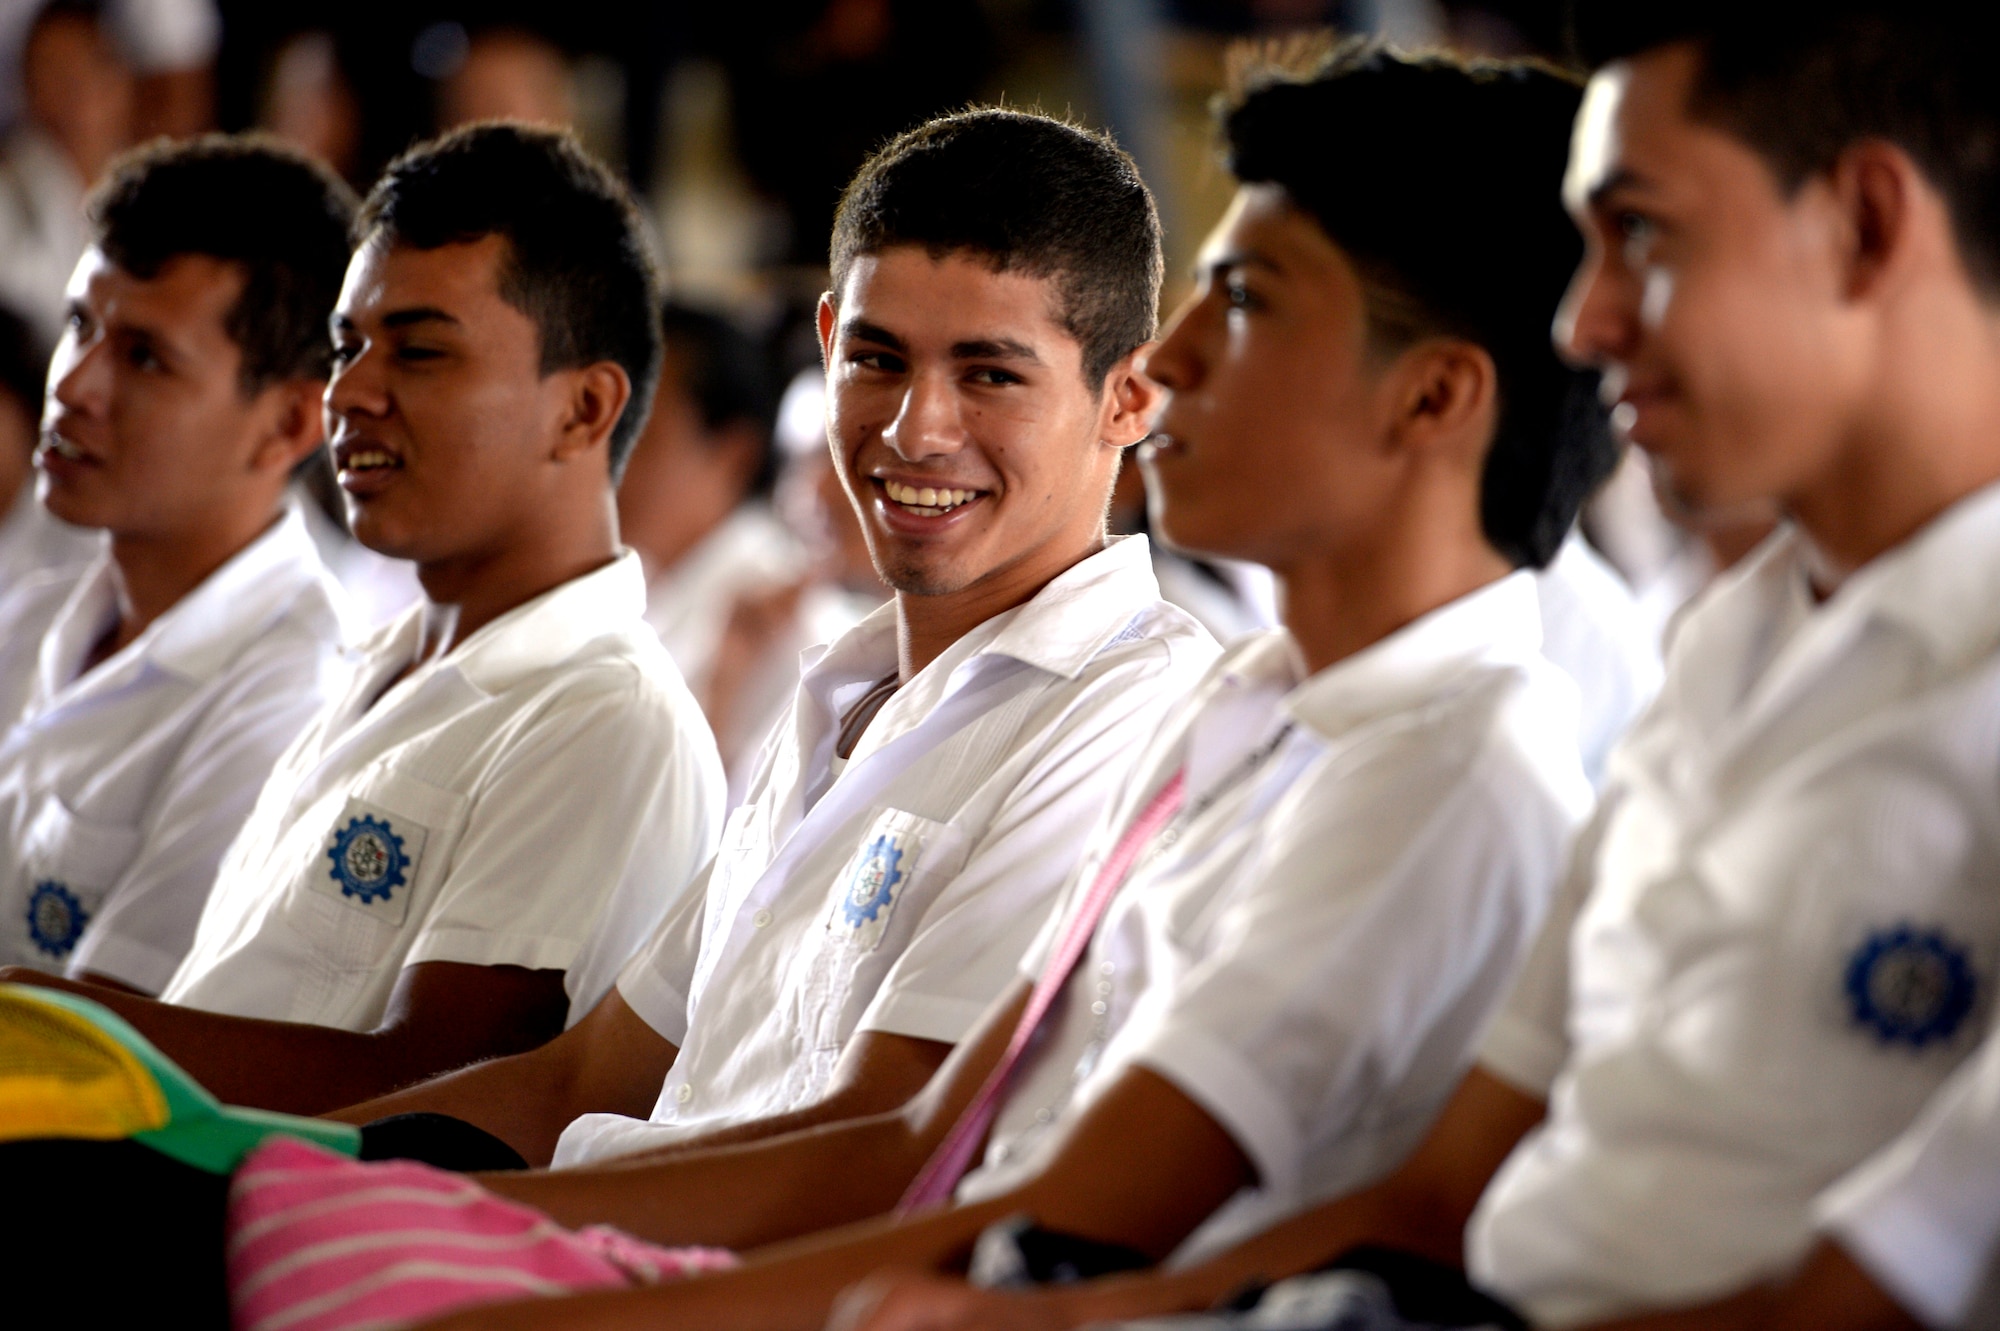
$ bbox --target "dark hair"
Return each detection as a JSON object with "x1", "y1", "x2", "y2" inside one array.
[
  {"x1": 830, "y1": 108, "x2": 1162, "y2": 387},
  {"x1": 88, "y1": 134, "x2": 356, "y2": 394},
  {"x1": 657, "y1": 302, "x2": 780, "y2": 499},
  {"x1": 356, "y1": 123, "x2": 662, "y2": 474},
  {"x1": 1224, "y1": 39, "x2": 1616, "y2": 569},
  {"x1": 0, "y1": 306, "x2": 45, "y2": 427},
  {"x1": 1570, "y1": 0, "x2": 2000, "y2": 292}
]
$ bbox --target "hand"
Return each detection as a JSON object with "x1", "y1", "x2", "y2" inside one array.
[{"x1": 828, "y1": 1272, "x2": 1073, "y2": 1331}]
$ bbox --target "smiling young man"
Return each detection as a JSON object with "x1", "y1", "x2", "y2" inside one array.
[
  {"x1": 0, "y1": 137, "x2": 353, "y2": 996},
  {"x1": 324, "y1": 110, "x2": 1216, "y2": 1181},
  {"x1": 221, "y1": 47, "x2": 1604, "y2": 1331},
  {"x1": 0, "y1": 123, "x2": 724, "y2": 1117},
  {"x1": 826, "y1": 5, "x2": 2000, "y2": 1331}
]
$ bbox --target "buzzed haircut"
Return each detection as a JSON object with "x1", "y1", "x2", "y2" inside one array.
[
  {"x1": 89, "y1": 134, "x2": 356, "y2": 394},
  {"x1": 829, "y1": 108, "x2": 1163, "y2": 388},
  {"x1": 1223, "y1": 40, "x2": 1616, "y2": 570},
  {"x1": 1572, "y1": 0, "x2": 2000, "y2": 292},
  {"x1": 355, "y1": 123, "x2": 663, "y2": 475},
  {"x1": 658, "y1": 302, "x2": 781, "y2": 499}
]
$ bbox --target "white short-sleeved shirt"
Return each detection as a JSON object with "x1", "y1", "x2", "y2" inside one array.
[
  {"x1": 162, "y1": 551, "x2": 724, "y2": 1031},
  {"x1": 553, "y1": 536, "x2": 1217, "y2": 1166},
  {"x1": 0, "y1": 484, "x2": 98, "y2": 594},
  {"x1": 955, "y1": 572, "x2": 1592, "y2": 1266},
  {"x1": 0, "y1": 506, "x2": 348, "y2": 992},
  {"x1": 1469, "y1": 482, "x2": 2000, "y2": 1328},
  {"x1": 1535, "y1": 531, "x2": 1663, "y2": 788},
  {"x1": 1817, "y1": 1012, "x2": 2000, "y2": 1330}
]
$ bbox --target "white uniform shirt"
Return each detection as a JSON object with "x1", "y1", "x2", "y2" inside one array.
[
  {"x1": 554, "y1": 536, "x2": 1217, "y2": 1166},
  {"x1": 162, "y1": 552, "x2": 724, "y2": 1030},
  {"x1": 956, "y1": 573, "x2": 1592, "y2": 1265},
  {"x1": 1535, "y1": 531, "x2": 1662, "y2": 787},
  {"x1": 1818, "y1": 1013, "x2": 2000, "y2": 1330},
  {"x1": 0, "y1": 484, "x2": 98, "y2": 594},
  {"x1": 0, "y1": 506, "x2": 347, "y2": 992},
  {"x1": 1469, "y1": 483, "x2": 2000, "y2": 1328}
]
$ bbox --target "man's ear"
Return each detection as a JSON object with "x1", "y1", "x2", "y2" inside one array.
[
  {"x1": 817, "y1": 293, "x2": 837, "y2": 369},
  {"x1": 248, "y1": 377, "x2": 329, "y2": 475},
  {"x1": 1098, "y1": 341, "x2": 1164, "y2": 451},
  {"x1": 1386, "y1": 339, "x2": 1497, "y2": 464},
  {"x1": 553, "y1": 361, "x2": 635, "y2": 464},
  {"x1": 1827, "y1": 138, "x2": 1936, "y2": 304}
]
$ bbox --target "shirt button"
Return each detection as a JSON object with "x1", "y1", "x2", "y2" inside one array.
[
  {"x1": 1099, "y1": 961, "x2": 1115, "y2": 978},
  {"x1": 674, "y1": 1083, "x2": 693, "y2": 1103},
  {"x1": 1034, "y1": 1108, "x2": 1053, "y2": 1124},
  {"x1": 752, "y1": 909, "x2": 773, "y2": 929},
  {"x1": 1090, "y1": 1000, "x2": 1108, "y2": 1016}
]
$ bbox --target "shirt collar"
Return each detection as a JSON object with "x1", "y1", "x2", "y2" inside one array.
[
  {"x1": 82, "y1": 503, "x2": 339, "y2": 685},
  {"x1": 398, "y1": 550, "x2": 649, "y2": 696},
  {"x1": 1266, "y1": 570, "x2": 1545, "y2": 741},
  {"x1": 1817, "y1": 477, "x2": 2000, "y2": 674}
]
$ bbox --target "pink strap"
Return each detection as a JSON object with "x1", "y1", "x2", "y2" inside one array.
[{"x1": 898, "y1": 769, "x2": 1187, "y2": 1213}]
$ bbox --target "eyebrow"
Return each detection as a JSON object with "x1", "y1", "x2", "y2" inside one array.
[
  {"x1": 840, "y1": 319, "x2": 1044, "y2": 366},
  {"x1": 1195, "y1": 251, "x2": 1283, "y2": 282},
  {"x1": 1586, "y1": 167, "x2": 1654, "y2": 209}
]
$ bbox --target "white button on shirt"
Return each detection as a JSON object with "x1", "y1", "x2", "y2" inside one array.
[
  {"x1": 553, "y1": 536, "x2": 1218, "y2": 1166},
  {"x1": 162, "y1": 551, "x2": 724, "y2": 1031},
  {"x1": 1819, "y1": 1012, "x2": 2000, "y2": 1330},
  {"x1": 1470, "y1": 482, "x2": 2000, "y2": 1328},
  {"x1": 0, "y1": 506, "x2": 348, "y2": 993},
  {"x1": 954, "y1": 572, "x2": 1592, "y2": 1266}
]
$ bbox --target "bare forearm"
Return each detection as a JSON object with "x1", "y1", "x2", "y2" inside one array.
[
  {"x1": 484, "y1": 1104, "x2": 933, "y2": 1249},
  {"x1": 328, "y1": 1043, "x2": 583, "y2": 1164}
]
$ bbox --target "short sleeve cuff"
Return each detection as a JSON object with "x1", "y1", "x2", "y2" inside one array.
[
  {"x1": 1818, "y1": 1150, "x2": 1976, "y2": 1329},
  {"x1": 616, "y1": 953, "x2": 692, "y2": 1047},
  {"x1": 404, "y1": 929, "x2": 581, "y2": 977},
  {"x1": 1476, "y1": 1012, "x2": 1567, "y2": 1101},
  {"x1": 1124, "y1": 1020, "x2": 1301, "y2": 1193},
  {"x1": 66, "y1": 930, "x2": 183, "y2": 998},
  {"x1": 855, "y1": 989, "x2": 992, "y2": 1046}
]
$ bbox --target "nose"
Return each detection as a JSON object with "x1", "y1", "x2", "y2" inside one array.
[
  {"x1": 47, "y1": 325, "x2": 108, "y2": 420},
  {"x1": 1143, "y1": 293, "x2": 1205, "y2": 395},
  {"x1": 1554, "y1": 243, "x2": 1639, "y2": 369},
  {"x1": 881, "y1": 369, "x2": 966, "y2": 463},
  {"x1": 324, "y1": 341, "x2": 389, "y2": 428}
]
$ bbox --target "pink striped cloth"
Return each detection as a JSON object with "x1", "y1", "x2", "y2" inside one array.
[{"x1": 226, "y1": 1137, "x2": 738, "y2": 1331}]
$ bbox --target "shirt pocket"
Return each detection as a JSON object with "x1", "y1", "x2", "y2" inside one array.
[
  {"x1": 19, "y1": 796, "x2": 142, "y2": 962},
  {"x1": 295, "y1": 766, "x2": 470, "y2": 974}
]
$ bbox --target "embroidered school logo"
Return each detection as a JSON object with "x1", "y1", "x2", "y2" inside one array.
[
  {"x1": 25, "y1": 880, "x2": 88, "y2": 957},
  {"x1": 842, "y1": 835, "x2": 905, "y2": 929},
  {"x1": 1844, "y1": 925, "x2": 1979, "y2": 1048},
  {"x1": 326, "y1": 814, "x2": 409, "y2": 905}
]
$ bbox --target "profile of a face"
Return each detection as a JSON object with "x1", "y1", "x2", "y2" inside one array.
[
  {"x1": 818, "y1": 247, "x2": 1134, "y2": 601},
  {"x1": 1557, "y1": 43, "x2": 1868, "y2": 521}
]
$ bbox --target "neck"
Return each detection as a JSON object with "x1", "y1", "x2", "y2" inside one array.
[
  {"x1": 412, "y1": 491, "x2": 621, "y2": 661},
  {"x1": 895, "y1": 531, "x2": 1107, "y2": 680},
  {"x1": 1275, "y1": 510, "x2": 1511, "y2": 677},
  {"x1": 100, "y1": 502, "x2": 283, "y2": 662},
  {"x1": 1791, "y1": 295, "x2": 2000, "y2": 577}
]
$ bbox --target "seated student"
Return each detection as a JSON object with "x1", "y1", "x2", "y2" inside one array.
[
  {"x1": 0, "y1": 137, "x2": 354, "y2": 995},
  {"x1": 832, "y1": 5, "x2": 2000, "y2": 1331},
  {"x1": 0, "y1": 123, "x2": 725, "y2": 1116},
  {"x1": 332, "y1": 108, "x2": 1219, "y2": 1169},
  {"x1": 242, "y1": 43, "x2": 1605, "y2": 1331}
]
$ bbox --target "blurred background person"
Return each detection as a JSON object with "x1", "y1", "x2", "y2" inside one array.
[
  {"x1": 435, "y1": 24, "x2": 573, "y2": 130},
  {"x1": 0, "y1": 301, "x2": 92, "y2": 589}
]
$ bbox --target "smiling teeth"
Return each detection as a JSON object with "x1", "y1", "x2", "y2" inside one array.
[
  {"x1": 42, "y1": 436, "x2": 84, "y2": 462},
  {"x1": 343, "y1": 450, "x2": 398, "y2": 471},
  {"x1": 883, "y1": 480, "x2": 977, "y2": 514}
]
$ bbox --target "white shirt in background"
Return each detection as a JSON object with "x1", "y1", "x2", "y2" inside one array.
[
  {"x1": 0, "y1": 483, "x2": 97, "y2": 593},
  {"x1": 1535, "y1": 531, "x2": 1663, "y2": 788},
  {"x1": 0, "y1": 127, "x2": 83, "y2": 346},
  {"x1": 0, "y1": 504, "x2": 347, "y2": 992},
  {"x1": 163, "y1": 552, "x2": 724, "y2": 1030},
  {"x1": 554, "y1": 535, "x2": 1218, "y2": 1166},
  {"x1": 295, "y1": 491, "x2": 424, "y2": 634},
  {"x1": 1469, "y1": 482, "x2": 2000, "y2": 1328},
  {"x1": 1819, "y1": 1012, "x2": 2000, "y2": 1330},
  {"x1": 956, "y1": 573, "x2": 1591, "y2": 1265},
  {"x1": 643, "y1": 503, "x2": 806, "y2": 694}
]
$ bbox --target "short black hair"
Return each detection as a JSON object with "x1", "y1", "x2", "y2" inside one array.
[
  {"x1": 658, "y1": 302, "x2": 780, "y2": 499},
  {"x1": 88, "y1": 134, "x2": 356, "y2": 394},
  {"x1": 356, "y1": 123, "x2": 662, "y2": 474},
  {"x1": 830, "y1": 108, "x2": 1162, "y2": 388},
  {"x1": 1224, "y1": 40, "x2": 1616, "y2": 569},
  {"x1": 1570, "y1": 0, "x2": 2000, "y2": 292}
]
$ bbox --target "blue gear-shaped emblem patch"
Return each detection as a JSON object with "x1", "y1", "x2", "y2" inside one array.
[
  {"x1": 1844, "y1": 925, "x2": 1979, "y2": 1048},
  {"x1": 842, "y1": 836, "x2": 905, "y2": 928},
  {"x1": 326, "y1": 815, "x2": 409, "y2": 904},
  {"x1": 25, "y1": 880, "x2": 88, "y2": 958}
]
